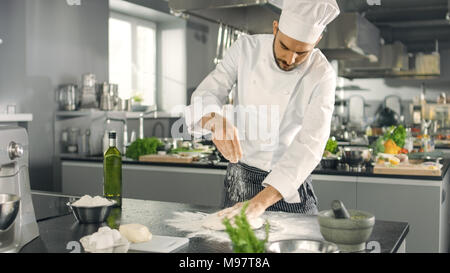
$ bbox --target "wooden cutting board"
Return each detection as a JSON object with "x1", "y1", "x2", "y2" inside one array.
[
  {"x1": 373, "y1": 163, "x2": 442, "y2": 176},
  {"x1": 139, "y1": 154, "x2": 194, "y2": 163}
]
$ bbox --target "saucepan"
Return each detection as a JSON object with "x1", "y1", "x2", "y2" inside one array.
[{"x1": 340, "y1": 147, "x2": 372, "y2": 167}]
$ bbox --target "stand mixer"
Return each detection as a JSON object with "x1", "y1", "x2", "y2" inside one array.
[{"x1": 0, "y1": 126, "x2": 39, "y2": 252}]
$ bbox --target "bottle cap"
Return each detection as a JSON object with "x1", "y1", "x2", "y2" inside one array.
[{"x1": 109, "y1": 131, "x2": 117, "y2": 139}]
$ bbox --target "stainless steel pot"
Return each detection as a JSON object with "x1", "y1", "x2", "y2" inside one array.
[{"x1": 341, "y1": 147, "x2": 371, "y2": 167}]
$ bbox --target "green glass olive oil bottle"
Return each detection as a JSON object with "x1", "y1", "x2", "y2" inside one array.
[{"x1": 103, "y1": 131, "x2": 122, "y2": 207}]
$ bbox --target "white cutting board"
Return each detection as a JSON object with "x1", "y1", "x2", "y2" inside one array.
[{"x1": 128, "y1": 235, "x2": 189, "y2": 253}]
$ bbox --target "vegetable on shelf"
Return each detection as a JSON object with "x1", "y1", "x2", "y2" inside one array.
[
  {"x1": 125, "y1": 137, "x2": 163, "y2": 160},
  {"x1": 223, "y1": 202, "x2": 270, "y2": 253}
]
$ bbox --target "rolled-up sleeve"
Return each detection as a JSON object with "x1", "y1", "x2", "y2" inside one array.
[
  {"x1": 184, "y1": 36, "x2": 243, "y2": 137},
  {"x1": 262, "y1": 73, "x2": 336, "y2": 203}
]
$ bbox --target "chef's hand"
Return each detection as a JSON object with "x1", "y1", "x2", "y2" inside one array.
[
  {"x1": 201, "y1": 112, "x2": 243, "y2": 163},
  {"x1": 218, "y1": 186, "x2": 283, "y2": 220}
]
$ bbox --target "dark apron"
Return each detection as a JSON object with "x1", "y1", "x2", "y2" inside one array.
[{"x1": 223, "y1": 162, "x2": 319, "y2": 215}]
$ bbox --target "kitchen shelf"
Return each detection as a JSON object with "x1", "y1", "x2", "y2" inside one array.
[
  {"x1": 0, "y1": 113, "x2": 33, "y2": 122},
  {"x1": 55, "y1": 110, "x2": 180, "y2": 119}
]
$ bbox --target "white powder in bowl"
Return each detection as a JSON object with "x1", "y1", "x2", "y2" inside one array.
[{"x1": 71, "y1": 195, "x2": 114, "y2": 207}]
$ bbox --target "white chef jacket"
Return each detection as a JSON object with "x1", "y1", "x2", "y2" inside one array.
[{"x1": 184, "y1": 34, "x2": 336, "y2": 203}]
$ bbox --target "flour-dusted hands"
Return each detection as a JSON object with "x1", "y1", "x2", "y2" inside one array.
[
  {"x1": 218, "y1": 185, "x2": 284, "y2": 221},
  {"x1": 218, "y1": 200, "x2": 266, "y2": 221},
  {"x1": 202, "y1": 113, "x2": 243, "y2": 163}
]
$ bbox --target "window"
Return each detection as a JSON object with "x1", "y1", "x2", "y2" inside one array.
[{"x1": 109, "y1": 12, "x2": 156, "y2": 106}]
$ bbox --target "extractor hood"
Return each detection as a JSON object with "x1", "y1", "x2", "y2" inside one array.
[
  {"x1": 318, "y1": 12, "x2": 381, "y2": 61},
  {"x1": 168, "y1": 3, "x2": 383, "y2": 61},
  {"x1": 338, "y1": 41, "x2": 409, "y2": 78},
  {"x1": 168, "y1": 0, "x2": 283, "y2": 33},
  {"x1": 338, "y1": 41, "x2": 441, "y2": 79}
]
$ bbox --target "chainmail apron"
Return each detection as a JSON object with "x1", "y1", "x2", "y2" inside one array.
[{"x1": 223, "y1": 162, "x2": 318, "y2": 215}]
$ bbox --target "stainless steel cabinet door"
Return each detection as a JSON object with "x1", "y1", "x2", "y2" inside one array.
[{"x1": 311, "y1": 174, "x2": 357, "y2": 211}]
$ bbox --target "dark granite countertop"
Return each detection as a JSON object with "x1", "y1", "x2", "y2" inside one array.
[
  {"x1": 21, "y1": 192, "x2": 409, "y2": 253},
  {"x1": 61, "y1": 155, "x2": 450, "y2": 181}
]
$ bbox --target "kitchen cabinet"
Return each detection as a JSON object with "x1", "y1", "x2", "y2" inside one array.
[
  {"x1": 61, "y1": 161, "x2": 227, "y2": 207},
  {"x1": 311, "y1": 174, "x2": 357, "y2": 211},
  {"x1": 356, "y1": 176, "x2": 449, "y2": 253}
]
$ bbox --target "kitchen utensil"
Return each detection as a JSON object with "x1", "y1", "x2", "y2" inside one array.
[
  {"x1": 57, "y1": 84, "x2": 79, "y2": 111},
  {"x1": 60, "y1": 129, "x2": 69, "y2": 153},
  {"x1": 100, "y1": 83, "x2": 114, "y2": 111},
  {"x1": 119, "y1": 99, "x2": 132, "y2": 112},
  {"x1": 67, "y1": 127, "x2": 80, "y2": 153},
  {"x1": 221, "y1": 25, "x2": 229, "y2": 58},
  {"x1": 214, "y1": 23, "x2": 223, "y2": 64},
  {"x1": 331, "y1": 200, "x2": 351, "y2": 219},
  {"x1": 320, "y1": 157, "x2": 340, "y2": 169},
  {"x1": 318, "y1": 209, "x2": 375, "y2": 252},
  {"x1": 266, "y1": 239, "x2": 339, "y2": 253},
  {"x1": 0, "y1": 126, "x2": 39, "y2": 252},
  {"x1": 0, "y1": 194, "x2": 20, "y2": 231},
  {"x1": 67, "y1": 201, "x2": 116, "y2": 224},
  {"x1": 77, "y1": 129, "x2": 90, "y2": 156},
  {"x1": 110, "y1": 84, "x2": 119, "y2": 109},
  {"x1": 341, "y1": 147, "x2": 368, "y2": 167},
  {"x1": 79, "y1": 73, "x2": 98, "y2": 109},
  {"x1": 128, "y1": 235, "x2": 189, "y2": 253}
]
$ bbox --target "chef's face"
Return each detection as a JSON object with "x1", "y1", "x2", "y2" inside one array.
[{"x1": 272, "y1": 20, "x2": 321, "y2": 71}]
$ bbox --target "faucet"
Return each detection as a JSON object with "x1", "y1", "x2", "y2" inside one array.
[{"x1": 139, "y1": 105, "x2": 158, "y2": 139}]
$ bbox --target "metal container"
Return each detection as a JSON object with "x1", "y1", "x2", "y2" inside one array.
[
  {"x1": 100, "y1": 83, "x2": 114, "y2": 111},
  {"x1": 321, "y1": 157, "x2": 340, "y2": 169},
  {"x1": 341, "y1": 147, "x2": 370, "y2": 167},
  {"x1": 266, "y1": 239, "x2": 339, "y2": 253},
  {"x1": 79, "y1": 73, "x2": 98, "y2": 109},
  {"x1": 0, "y1": 194, "x2": 20, "y2": 231},
  {"x1": 58, "y1": 84, "x2": 79, "y2": 111},
  {"x1": 67, "y1": 201, "x2": 116, "y2": 224}
]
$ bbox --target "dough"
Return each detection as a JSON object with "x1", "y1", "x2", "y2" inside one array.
[
  {"x1": 202, "y1": 212, "x2": 264, "y2": 231},
  {"x1": 119, "y1": 223, "x2": 152, "y2": 243}
]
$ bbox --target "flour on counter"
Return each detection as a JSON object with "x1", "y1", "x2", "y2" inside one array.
[{"x1": 165, "y1": 211, "x2": 323, "y2": 243}]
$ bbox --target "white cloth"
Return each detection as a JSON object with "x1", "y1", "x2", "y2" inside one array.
[
  {"x1": 279, "y1": 0, "x2": 340, "y2": 44},
  {"x1": 184, "y1": 34, "x2": 336, "y2": 203}
]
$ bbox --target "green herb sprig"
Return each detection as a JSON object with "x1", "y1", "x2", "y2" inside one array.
[
  {"x1": 125, "y1": 137, "x2": 163, "y2": 160},
  {"x1": 222, "y1": 202, "x2": 270, "y2": 253}
]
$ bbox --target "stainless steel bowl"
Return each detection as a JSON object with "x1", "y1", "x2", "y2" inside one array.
[
  {"x1": 266, "y1": 239, "x2": 339, "y2": 253},
  {"x1": 67, "y1": 201, "x2": 116, "y2": 224},
  {"x1": 0, "y1": 194, "x2": 20, "y2": 231}
]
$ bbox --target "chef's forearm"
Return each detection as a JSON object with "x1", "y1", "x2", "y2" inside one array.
[{"x1": 253, "y1": 185, "x2": 283, "y2": 209}]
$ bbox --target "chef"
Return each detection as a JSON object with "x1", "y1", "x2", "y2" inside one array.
[{"x1": 184, "y1": 0, "x2": 340, "y2": 220}]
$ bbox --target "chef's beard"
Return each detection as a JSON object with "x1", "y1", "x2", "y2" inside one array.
[{"x1": 272, "y1": 31, "x2": 298, "y2": 72}]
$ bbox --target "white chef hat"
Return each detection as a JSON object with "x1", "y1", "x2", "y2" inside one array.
[{"x1": 279, "y1": 0, "x2": 340, "y2": 44}]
